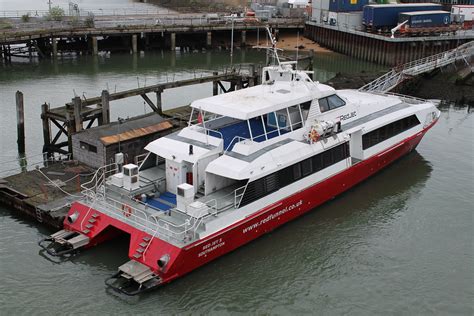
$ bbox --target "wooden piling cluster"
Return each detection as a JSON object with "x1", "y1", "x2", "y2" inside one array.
[{"x1": 305, "y1": 23, "x2": 471, "y2": 66}]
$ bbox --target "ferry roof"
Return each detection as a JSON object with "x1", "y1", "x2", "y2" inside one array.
[{"x1": 191, "y1": 81, "x2": 334, "y2": 120}]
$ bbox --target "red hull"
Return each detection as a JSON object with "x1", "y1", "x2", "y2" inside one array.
[{"x1": 64, "y1": 122, "x2": 435, "y2": 285}]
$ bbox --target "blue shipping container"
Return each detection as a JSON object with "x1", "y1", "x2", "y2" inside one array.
[
  {"x1": 363, "y1": 3, "x2": 443, "y2": 28},
  {"x1": 399, "y1": 10, "x2": 451, "y2": 28},
  {"x1": 329, "y1": 0, "x2": 368, "y2": 12}
]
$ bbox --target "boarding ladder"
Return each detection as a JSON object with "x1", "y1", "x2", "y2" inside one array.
[{"x1": 359, "y1": 40, "x2": 474, "y2": 93}]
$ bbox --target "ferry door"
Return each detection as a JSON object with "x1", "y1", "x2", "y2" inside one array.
[
  {"x1": 349, "y1": 129, "x2": 364, "y2": 163},
  {"x1": 165, "y1": 159, "x2": 184, "y2": 194}
]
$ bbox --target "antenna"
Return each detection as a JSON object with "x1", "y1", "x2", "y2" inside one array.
[
  {"x1": 296, "y1": 31, "x2": 299, "y2": 70},
  {"x1": 252, "y1": 27, "x2": 282, "y2": 67}
]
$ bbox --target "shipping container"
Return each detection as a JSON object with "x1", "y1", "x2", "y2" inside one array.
[
  {"x1": 399, "y1": 10, "x2": 451, "y2": 28},
  {"x1": 451, "y1": 5, "x2": 474, "y2": 21},
  {"x1": 363, "y1": 3, "x2": 443, "y2": 29},
  {"x1": 336, "y1": 11, "x2": 364, "y2": 28},
  {"x1": 313, "y1": 0, "x2": 331, "y2": 11},
  {"x1": 430, "y1": 0, "x2": 474, "y2": 6},
  {"x1": 329, "y1": 0, "x2": 368, "y2": 12}
]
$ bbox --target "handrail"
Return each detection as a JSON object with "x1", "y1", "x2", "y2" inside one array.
[
  {"x1": 234, "y1": 184, "x2": 248, "y2": 209},
  {"x1": 193, "y1": 125, "x2": 224, "y2": 140},
  {"x1": 135, "y1": 152, "x2": 149, "y2": 169},
  {"x1": 224, "y1": 135, "x2": 251, "y2": 153},
  {"x1": 80, "y1": 162, "x2": 118, "y2": 196}
]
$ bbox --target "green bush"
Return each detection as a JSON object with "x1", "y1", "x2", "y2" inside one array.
[
  {"x1": 21, "y1": 13, "x2": 30, "y2": 23},
  {"x1": 47, "y1": 6, "x2": 65, "y2": 21},
  {"x1": 85, "y1": 13, "x2": 95, "y2": 28}
]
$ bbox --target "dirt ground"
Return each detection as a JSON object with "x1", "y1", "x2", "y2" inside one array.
[{"x1": 244, "y1": 31, "x2": 332, "y2": 53}]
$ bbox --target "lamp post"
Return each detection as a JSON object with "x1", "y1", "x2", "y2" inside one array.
[
  {"x1": 230, "y1": 17, "x2": 234, "y2": 66},
  {"x1": 47, "y1": 0, "x2": 52, "y2": 12}
]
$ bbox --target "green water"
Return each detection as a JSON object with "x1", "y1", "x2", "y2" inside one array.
[{"x1": 0, "y1": 51, "x2": 472, "y2": 314}]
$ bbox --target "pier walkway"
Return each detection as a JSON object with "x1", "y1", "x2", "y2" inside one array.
[
  {"x1": 359, "y1": 41, "x2": 474, "y2": 93},
  {"x1": 0, "y1": 14, "x2": 304, "y2": 46}
]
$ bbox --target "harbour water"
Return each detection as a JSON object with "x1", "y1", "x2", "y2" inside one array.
[{"x1": 0, "y1": 51, "x2": 472, "y2": 314}]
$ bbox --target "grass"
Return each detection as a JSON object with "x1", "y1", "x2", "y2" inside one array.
[{"x1": 0, "y1": 20, "x2": 13, "y2": 30}]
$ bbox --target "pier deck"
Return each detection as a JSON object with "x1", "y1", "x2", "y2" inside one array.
[{"x1": 0, "y1": 161, "x2": 94, "y2": 229}]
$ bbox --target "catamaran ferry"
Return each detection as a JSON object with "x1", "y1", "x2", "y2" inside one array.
[{"x1": 39, "y1": 34, "x2": 440, "y2": 295}]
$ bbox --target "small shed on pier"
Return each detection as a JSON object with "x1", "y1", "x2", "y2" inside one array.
[{"x1": 72, "y1": 114, "x2": 174, "y2": 169}]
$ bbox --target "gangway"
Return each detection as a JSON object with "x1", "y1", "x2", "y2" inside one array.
[{"x1": 359, "y1": 41, "x2": 474, "y2": 93}]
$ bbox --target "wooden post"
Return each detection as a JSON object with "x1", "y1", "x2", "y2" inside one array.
[
  {"x1": 170, "y1": 33, "x2": 176, "y2": 51},
  {"x1": 92, "y1": 36, "x2": 98, "y2": 55},
  {"x1": 131, "y1": 34, "x2": 138, "y2": 54},
  {"x1": 101, "y1": 90, "x2": 110, "y2": 125},
  {"x1": 41, "y1": 103, "x2": 51, "y2": 155},
  {"x1": 15, "y1": 91, "x2": 25, "y2": 154},
  {"x1": 156, "y1": 89, "x2": 163, "y2": 115},
  {"x1": 28, "y1": 40, "x2": 33, "y2": 59},
  {"x1": 207, "y1": 32, "x2": 212, "y2": 48},
  {"x1": 65, "y1": 111, "x2": 74, "y2": 155},
  {"x1": 51, "y1": 38, "x2": 57, "y2": 57},
  {"x1": 212, "y1": 71, "x2": 218, "y2": 95},
  {"x1": 72, "y1": 96, "x2": 83, "y2": 132}
]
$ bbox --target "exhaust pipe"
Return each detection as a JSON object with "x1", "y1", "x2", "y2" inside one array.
[
  {"x1": 67, "y1": 211, "x2": 79, "y2": 224},
  {"x1": 157, "y1": 254, "x2": 170, "y2": 269}
]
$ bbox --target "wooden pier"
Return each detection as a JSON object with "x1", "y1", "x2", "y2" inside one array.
[
  {"x1": 0, "y1": 16, "x2": 304, "y2": 59},
  {"x1": 40, "y1": 65, "x2": 261, "y2": 156}
]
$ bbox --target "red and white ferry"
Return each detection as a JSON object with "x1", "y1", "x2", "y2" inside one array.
[{"x1": 39, "y1": 35, "x2": 440, "y2": 295}]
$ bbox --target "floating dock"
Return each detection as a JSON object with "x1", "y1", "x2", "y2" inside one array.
[{"x1": 0, "y1": 160, "x2": 93, "y2": 229}]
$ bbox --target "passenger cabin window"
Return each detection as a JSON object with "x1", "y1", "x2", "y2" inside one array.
[
  {"x1": 240, "y1": 142, "x2": 349, "y2": 207},
  {"x1": 362, "y1": 115, "x2": 420, "y2": 149},
  {"x1": 319, "y1": 94, "x2": 346, "y2": 113}
]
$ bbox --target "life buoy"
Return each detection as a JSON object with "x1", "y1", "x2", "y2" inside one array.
[{"x1": 122, "y1": 204, "x2": 132, "y2": 217}]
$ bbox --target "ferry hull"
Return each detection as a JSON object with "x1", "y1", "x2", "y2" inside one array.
[{"x1": 64, "y1": 121, "x2": 434, "y2": 287}]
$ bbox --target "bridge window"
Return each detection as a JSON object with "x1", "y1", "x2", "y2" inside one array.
[{"x1": 319, "y1": 94, "x2": 346, "y2": 113}]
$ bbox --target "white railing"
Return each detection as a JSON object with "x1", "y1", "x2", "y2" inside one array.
[
  {"x1": 80, "y1": 163, "x2": 118, "y2": 199},
  {"x1": 360, "y1": 41, "x2": 474, "y2": 93},
  {"x1": 134, "y1": 152, "x2": 149, "y2": 168}
]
